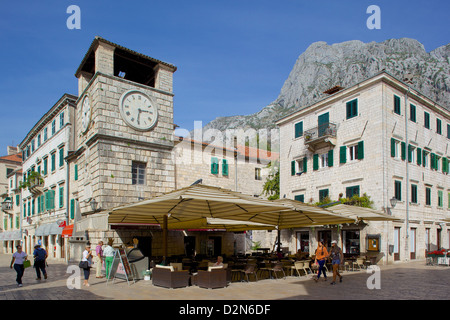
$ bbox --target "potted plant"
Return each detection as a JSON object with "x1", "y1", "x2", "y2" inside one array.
[{"x1": 143, "y1": 269, "x2": 151, "y2": 281}]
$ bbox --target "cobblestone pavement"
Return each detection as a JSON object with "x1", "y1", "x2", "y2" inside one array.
[{"x1": 1, "y1": 254, "x2": 449, "y2": 300}]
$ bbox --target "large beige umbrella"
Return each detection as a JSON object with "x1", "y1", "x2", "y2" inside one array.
[
  {"x1": 108, "y1": 184, "x2": 288, "y2": 255},
  {"x1": 324, "y1": 204, "x2": 401, "y2": 222},
  {"x1": 108, "y1": 184, "x2": 288, "y2": 225}
]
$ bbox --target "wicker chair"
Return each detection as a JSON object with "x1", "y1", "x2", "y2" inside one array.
[
  {"x1": 151, "y1": 265, "x2": 190, "y2": 289},
  {"x1": 239, "y1": 264, "x2": 258, "y2": 282},
  {"x1": 197, "y1": 267, "x2": 228, "y2": 289}
]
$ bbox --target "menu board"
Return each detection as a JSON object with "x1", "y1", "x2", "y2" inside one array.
[{"x1": 107, "y1": 248, "x2": 135, "y2": 285}]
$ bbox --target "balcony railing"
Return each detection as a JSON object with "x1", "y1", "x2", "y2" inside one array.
[{"x1": 304, "y1": 122, "x2": 337, "y2": 143}]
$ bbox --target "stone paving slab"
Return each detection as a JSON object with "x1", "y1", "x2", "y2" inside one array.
[{"x1": 1, "y1": 254, "x2": 449, "y2": 301}]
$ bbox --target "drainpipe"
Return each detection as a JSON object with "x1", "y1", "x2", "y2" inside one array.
[{"x1": 404, "y1": 85, "x2": 411, "y2": 261}]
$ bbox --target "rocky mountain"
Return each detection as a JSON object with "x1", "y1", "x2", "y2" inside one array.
[{"x1": 202, "y1": 38, "x2": 450, "y2": 135}]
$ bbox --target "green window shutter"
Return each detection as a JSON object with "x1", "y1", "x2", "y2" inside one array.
[
  {"x1": 437, "y1": 119, "x2": 442, "y2": 134},
  {"x1": 438, "y1": 190, "x2": 443, "y2": 207},
  {"x1": 294, "y1": 195, "x2": 304, "y2": 203},
  {"x1": 27, "y1": 202, "x2": 30, "y2": 217},
  {"x1": 43, "y1": 158, "x2": 48, "y2": 175},
  {"x1": 16, "y1": 216, "x2": 19, "y2": 229},
  {"x1": 291, "y1": 160, "x2": 296, "y2": 176},
  {"x1": 357, "y1": 141, "x2": 364, "y2": 160},
  {"x1": 32, "y1": 199, "x2": 35, "y2": 216},
  {"x1": 294, "y1": 122, "x2": 303, "y2": 138},
  {"x1": 410, "y1": 104, "x2": 416, "y2": 122},
  {"x1": 59, "y1": 187, "x2": 64, "y2": 208},
  {"x1": 430, "y1": 153, "x2": 435, "y2": 170},
  {"x1": 74, "y1": 164, "x2": 78, "y2": 181},
  {"x1": 70, "y1": 199, "x2": 75, "y2": 219},
  {"x1": 40, "y1": 195, "x2": 44, "y2": 213},
  {"x1": 340, "y1": 146, "x2": 347, "y2": 164},
  {"x1": 346, "y1": 99, "x2": 358, "y2": 119},
  {"x1": 424, "y1": 112, "x2": 430, "y2": 129},
  {"x1": 37, "y1": 196, "x2": 41, "y2": 214},
  {"x1": 51, "y1": 190, "x2": 56, "y2": 209},
  {"x1": 411, "y1": 184, "x2": 417, "y2": 204},
  {"x1": 328, "y1": 149, "x2": 334, "y2": 167},
  {"x1": 401, "y1": 142, "x2": 406, "y2": 161},
  {"x1": 222, "y1": 159, "x2": 228, "y2": 176},
  {"x1": 417, "y1": 148, "x2": 422, "y2": 166},
  {"x1": 59, "y1": 148, "x2": 64, "y2": 167},
  {"x1": 211, "y1": 157, "x2": 218, "y2": 174},
  {"x1": 303, "y1": 157, "x2": 307, "y2": 173},
  {"x1": 390, "y1": 138, "x2": 396, "y2": 157},
  {"x1": 23, "y1": 204, "x2": 26, "y2": 218},
  {"x1": 407, "y1": 145, "x2": 413, "y2": 163},
  {"x1": 395, "y1": 181, "x2": 402, "y2": 201},
  {"x1": 394, "y1": 95, "x2": 401, "y2": 115},
  {"x1": 313, "y1": 154, "x2": 319, "y2": 171},
  {"x1": 319, "y1": 189, "x2": 329, "y2": 201},
  {"x1": 16, "y1": 195, "x2": 20, "y2": 206},
  {"x1": 44, "y1": 192, "x2": 48, "y2": 211},
  {"x1": 51, "y1": 153, "x2": 56, "y2": 172}
]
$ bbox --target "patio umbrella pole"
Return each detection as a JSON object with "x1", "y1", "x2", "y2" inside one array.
[{"x1": 163, "y1": 214, "x2": 168, "y2": 261}]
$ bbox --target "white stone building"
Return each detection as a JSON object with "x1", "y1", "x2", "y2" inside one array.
[
  {"x1": 262, "y1": 71, "x2": 449, "y2": 264},
  {"x1": 18, "y1": 94, "x2": 77, "y2": 260}
]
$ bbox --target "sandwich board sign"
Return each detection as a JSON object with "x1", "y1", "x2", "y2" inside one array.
[{"x1": 107, "y1": 248, "x2": 135, "y2": 285}]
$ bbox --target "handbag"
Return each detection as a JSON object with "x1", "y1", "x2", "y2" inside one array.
[
  {"x1": 23, "y1": 260, "x2": 31, "y2": 269},
  {"x1": 79, "y1": 260, "x2": 89, "y2": 269}
]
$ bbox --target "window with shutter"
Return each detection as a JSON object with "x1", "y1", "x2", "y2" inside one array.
[
  {"x1": 74, "y1": 164, "x2": 78, "y2": 181},
  {"x1": 425, "y1": 187, "x2": 431, "y2": 206},
  {"x1": 294, "y1": 121, "x2": 303, "y2": 138},
  {"x1": 222, "y1": 159, "x2": 229, "y2": 176},
  {"x1": 70, "y1": 199, "x2": 75, "y2": 219},
  {"x1": 394, "y1": 95, "x2": 401, "y2": 115},
  {"x1": 303, "y1": 157, "x2": 307, "y2": 173},
  {"x1": 411, "y1": 184, "x2": 418, "y2": 204},
  {"x1": 291, "y1": 160, "x2": 296, "y2": 176},
  {"x1": 424, "y1": 112, "x2": 430, "y2": 129},
  {"x1": 346, "y1": 99, "x2": 358, "y2": 119},
  {"x1": 346, "y1": 186, "x2": 360, "y2": 198},
  {"x1": 294, "y1": 195, "x2": 304, "y2": 203},
  {"x1": 394, "y1": 180, "x2": 402, "y2": 201},
  {"x1": 211, "y1": 157, "x2": 219, "y2": 174},
  {"x1": 409, "y1": 104, "x2": 416, "y2": 122},
  {"x1": 59, "y1": 147, "x2": 64, "y2": 167},
  {"x1": 436, "y1": 119, "x2": 442, "y2": 135},
  {"x1": 59, "y1": 187, "x2": 64, "y2": 208},
  {"x1": 319, "y1": 189, "x2": 329, "y2": 201}
]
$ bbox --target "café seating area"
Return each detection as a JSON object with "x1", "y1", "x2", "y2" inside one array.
[{"x1": 148, "y1": 251, "x2": 378, "y2": 289}]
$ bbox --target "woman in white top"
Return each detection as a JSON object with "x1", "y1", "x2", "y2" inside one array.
[
  {"x1": 10, "y1": 245, "x2": 28, "y2": 287},
  {"x1": 81, "y1": 244, "x2": 93, "y2": 287}
]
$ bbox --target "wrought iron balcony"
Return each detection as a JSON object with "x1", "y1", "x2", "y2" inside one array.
[{"x1": 304, "y1": 122, "x2": 337, "y2": 151}]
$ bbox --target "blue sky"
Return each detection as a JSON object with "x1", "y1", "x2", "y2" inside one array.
[{"x1": 0, "y1": 0, "x2": 449, "y2": 154}]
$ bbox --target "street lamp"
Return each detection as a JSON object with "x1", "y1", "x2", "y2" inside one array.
[
  {"x1": 90, "y1": 198, "x2": 100, "y2": 213},
  {"x1": 389, "y1": 197, "x2": 398, "y2": 209}
]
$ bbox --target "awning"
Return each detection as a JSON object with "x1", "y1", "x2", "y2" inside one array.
[
  {"x1": 61, "y1": 224, "x2": 74, "y2": 237},
  {"x1": 0, "y1": 230, "x2": 22, "y2": 241},
  {"x1": 35, "y1": 222, "x2": 64, "y2": 236}
]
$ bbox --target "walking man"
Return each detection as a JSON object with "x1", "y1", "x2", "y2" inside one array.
[
  {"x1": 33, "y1": 244, "x2": 48, "y2": 280},
  {"x1": 329, "y1": 240, "x2": 343, "y2": 285}
]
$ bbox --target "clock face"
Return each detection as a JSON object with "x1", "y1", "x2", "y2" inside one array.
[
  {"x1": 81, "y1": 95, "x2": 91, "y2": 133},
  {"x1": 119, "y1": 90, "x2": 158, "y2": 131}
]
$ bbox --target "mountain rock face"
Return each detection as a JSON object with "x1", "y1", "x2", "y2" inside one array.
[{"x1": 202, "y1": 38, "x2": 450, "y2": 134}]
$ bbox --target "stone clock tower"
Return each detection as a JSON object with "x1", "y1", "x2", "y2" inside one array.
[{"x1": 69, "y1": 37, "x2": 177, "y2": 218}]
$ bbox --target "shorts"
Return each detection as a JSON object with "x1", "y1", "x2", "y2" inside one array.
[{"x1": 332, "y1": 259, "x2": 340, "y2": 265}]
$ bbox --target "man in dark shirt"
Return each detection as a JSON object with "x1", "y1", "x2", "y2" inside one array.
[{"x1": 33, "y1": 244, "x2": 48, "y2": 280}]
